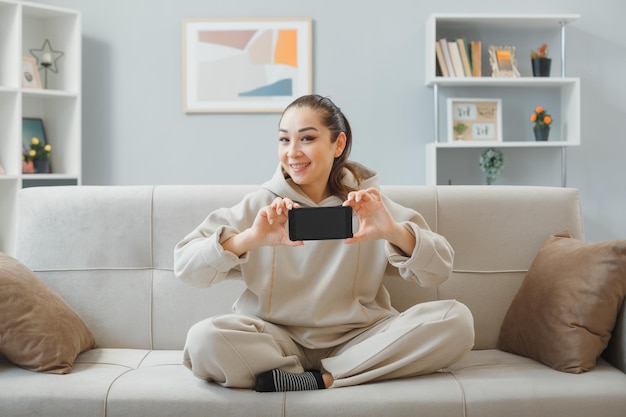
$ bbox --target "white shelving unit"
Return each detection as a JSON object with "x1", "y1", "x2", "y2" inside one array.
[
  {"x1": 425, "y1": 13, "x2": 580, "y2": 186},
  {"x1": 0, "y1": 0, "x2": 81, "y2": 255}
]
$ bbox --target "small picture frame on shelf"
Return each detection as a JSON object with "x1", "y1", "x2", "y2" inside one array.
[
  {"x1": 488, "y1": 46, "x2": 520, "y2": 78},
  {"x1": 21, "y1": 57, "x2": 42, "y2": 89},
  {"x1": 447, "y1": 98, "x2": 502, "y2": 143},
  {"x1": 22, "y1": 118, "x2": 51, "y2": 174}
]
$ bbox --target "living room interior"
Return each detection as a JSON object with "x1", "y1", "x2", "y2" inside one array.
[
  {"x1": 1, "y1": 1, "x2": 626, "y2": 416},
  {"x1": 2, "y1": 0, "x2": 624, "y2": 246}
]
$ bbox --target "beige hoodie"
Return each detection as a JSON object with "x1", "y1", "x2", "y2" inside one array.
[{"x1": 174, "y1": 162, "x2": 454, "y2": 349}]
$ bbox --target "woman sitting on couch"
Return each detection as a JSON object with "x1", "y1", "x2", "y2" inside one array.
[{"x1": 174, "y1": 94, "x2": 474, "y2": 392}]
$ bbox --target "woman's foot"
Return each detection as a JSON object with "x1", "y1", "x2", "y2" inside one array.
[
  {"x1": 322, "y1": 372, "x2": 334, "y2": 388},
  {"x1": 255, "y1": 369, "x2": 328, "y2": 392}
]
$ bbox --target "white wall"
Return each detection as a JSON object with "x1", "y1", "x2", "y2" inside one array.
[{"x1": 31, "y1": 0, "x2": 626, "y2": 241}]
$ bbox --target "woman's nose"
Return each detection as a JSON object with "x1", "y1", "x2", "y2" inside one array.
[{"x1": 287, "y1": 142, "x2": 301, "y2": 157}]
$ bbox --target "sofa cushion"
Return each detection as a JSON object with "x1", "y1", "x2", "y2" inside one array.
[
  {"x1": 497, "y1": 230, "x2": 626, "y2": 373},
  {"x1": 0, "y1": 252, "x2": 95, "y2": 374},
  {"x1": 603, "y1": 301, "x2": 626, "y2": 373}
]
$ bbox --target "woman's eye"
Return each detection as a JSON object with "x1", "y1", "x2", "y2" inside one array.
[
  {"x1": 301, "y1": 136, "x2": 315, "y2": 142},
  {"x1": 279, "y1": 137, "x2": 289, "y2": 143}
]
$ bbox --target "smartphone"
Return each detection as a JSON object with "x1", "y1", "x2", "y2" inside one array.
[{"x1": 288, "y1": 206, "x2": 353, "y2": 241}]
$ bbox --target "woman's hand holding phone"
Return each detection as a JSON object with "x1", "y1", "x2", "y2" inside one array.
[
  {"x1": 342, "y1": 188, "x2": 416, "y2": 255},
  {"x1": 222, "y1": 198, "x2": 303, "y2": 256}
]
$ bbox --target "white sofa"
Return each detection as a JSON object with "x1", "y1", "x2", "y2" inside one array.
[{"x1": 2, "y1": 185, "x2": 625, "y2": 417}]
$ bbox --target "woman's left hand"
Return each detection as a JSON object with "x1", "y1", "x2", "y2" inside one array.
[
  {"x1": 342, "y1": 187, "x2": 416, "y2": 255},
  {"x1": 342, "y1": 188, "x2": 395, "y2": 243}
]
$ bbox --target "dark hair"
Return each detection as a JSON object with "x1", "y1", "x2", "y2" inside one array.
[{"x1": 280, "y1": 94, "x2": 362, "y2": 199}]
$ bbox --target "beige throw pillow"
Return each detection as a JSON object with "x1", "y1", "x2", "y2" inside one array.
[
  {"x1": 497, "y1": 230, "x2": 626, "y2": 373},
  {"x1": 0, "y1": 252, "x2": 95, "y2": 374}
]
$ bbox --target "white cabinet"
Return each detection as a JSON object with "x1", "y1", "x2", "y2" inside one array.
[
  {"x1": 0, "y1": 0, "x2": 81, "y2": 254},
  {"x1": 425, "y1": 14, "x2": 580, "y2": 186}
]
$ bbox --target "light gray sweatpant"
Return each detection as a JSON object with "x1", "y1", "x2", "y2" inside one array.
[{"x1": 183, "y1": 299, "x2": 474, "y2": 389}]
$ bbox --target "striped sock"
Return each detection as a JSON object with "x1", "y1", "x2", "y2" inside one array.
[{"x1": 255, "y1": 369, "x2": 325, "y2": 392}]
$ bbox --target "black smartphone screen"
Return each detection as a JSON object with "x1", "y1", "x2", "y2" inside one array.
[{"x1": 288, "y1": 206, "x2": 353, "y2": 241}]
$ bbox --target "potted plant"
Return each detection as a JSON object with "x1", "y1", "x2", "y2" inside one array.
[
  {"x1": 479, "y1": 148, "x2": 504, "y2": 185},
  {"x1": 453, "y1": 122, "x2": 469, "y2": 140},
  {"x1": 530, "y1": 43, "x2": 551, "y2": 77},
  {"x1": 22, "y1": 136, "x2": 51, "y2": 173},
  {"x1": 531, "y1": 106, "x2": 552, "y2": 141}
]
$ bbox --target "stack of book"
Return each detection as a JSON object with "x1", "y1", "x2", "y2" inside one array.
[{"x1": 436, "y1": 38, "x2": 482, "y2": 77}]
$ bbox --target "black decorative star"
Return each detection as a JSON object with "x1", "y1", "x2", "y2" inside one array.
[{"x1": 29, "y1": 39, "x2": 64, "y2": 74}]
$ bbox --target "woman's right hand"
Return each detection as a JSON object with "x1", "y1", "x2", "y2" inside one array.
[
  {"x1": 222, "y1": 197, "x2": 303, "y2": 256},
  {"x1": 253, "y1": 197, "x2": 303, "y2": 247}
]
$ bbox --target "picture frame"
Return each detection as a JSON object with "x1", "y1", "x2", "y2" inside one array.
[
  {"x1": 22, "y1": 57, "x2": 42, "y2": 89},
  {"x1": 447, "y1": 98, "x2": 502, "y2": 143},
  {"x1": 488, "y1": 45, "x2": 520, "y2": 78},
  {"x1": 22, "y1": 117, "x2": 50, "y2": 174},
  {"x1": 183, "y1": 17, "x2": 312, "y2": 113},
  {"x1": 22, "y1": 117, "x2": 48, "y2": 150}
]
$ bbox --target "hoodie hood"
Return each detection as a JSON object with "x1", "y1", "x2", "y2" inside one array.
[{"x1": 261, "y1": 161, "x2": 380, "y2": 207}]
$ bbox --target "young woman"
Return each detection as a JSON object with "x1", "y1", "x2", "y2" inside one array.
[{"x1": 174, "y1": 94, "x2": 474, "y2": 392}]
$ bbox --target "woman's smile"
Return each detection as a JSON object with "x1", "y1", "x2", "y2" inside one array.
[{"x1": 289, "y1": 162, "x2": 311, "y2": 170}]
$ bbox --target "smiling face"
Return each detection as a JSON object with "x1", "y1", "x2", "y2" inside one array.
[{"x1": 278, "y1": 106, "x2": 346, "y2": 203}]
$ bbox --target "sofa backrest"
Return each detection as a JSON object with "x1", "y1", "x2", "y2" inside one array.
[{"x1": 15, "y1": 185, "x2": 583, "y2": 350}]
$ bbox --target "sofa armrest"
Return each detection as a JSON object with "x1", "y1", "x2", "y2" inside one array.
[{"x1": 604, "y1": 300, "x2": 626, "y2": 373}]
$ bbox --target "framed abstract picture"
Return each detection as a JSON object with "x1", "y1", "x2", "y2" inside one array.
[
  {"x1": 447, "y1": 98, "x2": 502, "y2": 142},
  {"x1": 183, "y1": 18, "x2": 312, "y2": 113}
]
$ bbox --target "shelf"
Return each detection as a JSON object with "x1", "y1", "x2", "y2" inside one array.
[
  {"x1": 22, "y1": 176, "x2": 79, "y2": 188},
  {"x1": 0, "y1": 0, "x2": 81, "y2": 255},
  {"x1": 22, "y1": 88, "x2": 79, "y2": 98},
  {"x1": 431, "y1": 78, "x2": 580, "y2": 146},
  {"x1": 429, "y1": 141, "x2": 577, "y2": 149},
  {"x1": 0, "y1": 1, "x2": 19, "y2": 88},
  {"x1": 21, "y1": 173, "x2": 79, "y2": 180},
  {"x1": 426, "y1": 145, "x2": 566, "y2": 187},
  {"x1": 424, "y1": 13, "x2": 580, "y2": 187},
  {"x1": 21, "y1": 2, "x2": 82, "y2": 92},
  {"x1": 0, "y1": 86, "x2": 18, "y2": 93},
  {"x1": 429, "y1": 13, "x2": 580, "y2": 29},
  {"x1": 426, "y1": 13, "x2": 580, "y2": 82},
  {"x1": 426, "y1": 77, "x2": 579, "y2": 88}
]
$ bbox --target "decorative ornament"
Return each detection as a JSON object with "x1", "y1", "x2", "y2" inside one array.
[
  {"x1": 29, "y1": 39, "x2": 64, "y2": 89},
  {"x1": 479, "y1": 148, "x2": 504, "y2": 185}
]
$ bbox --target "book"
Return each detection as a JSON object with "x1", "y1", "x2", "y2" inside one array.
[
  {"x1": 456, "y1": 38, "x2": 473, "y2": 77},
  {"x1": 435, "y1": 40, "x2": 449, "y2": 77},
  {"x1": 447, "y1": 41, "x2": 466, "y2": 77},
  {"x1": 438, "y1": 38, "x2": 456, "y2": 77},
  {"x1": 471, "y1": 41, "x2": 482, "y2": 77}
]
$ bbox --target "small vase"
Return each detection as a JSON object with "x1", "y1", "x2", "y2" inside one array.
[
  {"x1": 533, "y1": 127, "x2": 550, "y2": 142},
  {"x1": 531, "y1": 58, "x2": 551, "y2": 77},
  {"x1": 33, "y1": 159, "x2": 50, "y2": 174}
]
